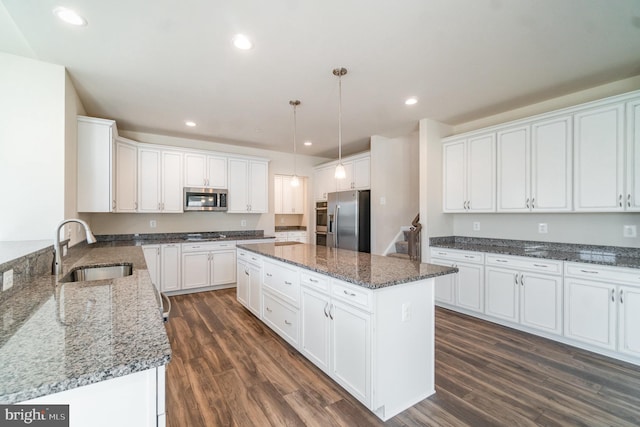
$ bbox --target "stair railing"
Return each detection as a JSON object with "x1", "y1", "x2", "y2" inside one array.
[{"x1": 407, "y1": 213, "x2": 421, "y2": 261}]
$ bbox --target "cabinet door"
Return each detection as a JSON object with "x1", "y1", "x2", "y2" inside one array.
[
  {"x1": 292, "y1": 179, "x2": 304, "y2": 214},
  {"x1": 430, "y1": 259, "x2": 456, "y2": 305},
  {"x1": 142, "y1": 246, "x2": 160, "y2": 290},
  {"x1": 161, "y1": 151, "x2": 183, "y2": 213},
  {"x1": 485, "y1": 267, "x2": 519, "y2": 322},
  {"x1": 115, "y1": 140, "x2": 138, "y2": 213},
  {"x1": 456, "y1": 262, "x2": 484, "y2": 313},
  {"x1": 353, "y1": 156, "x2": 371, "y2": 189},
  {"x1": 161, "y1": 244, "x2": 181, "y2": 292},
  {"x1": 182, "y1": 252, "x2": 210, "y2": 289},
  {"x1": 77, "y1": 117, "x2": 114, "y2": 212},
  {"x1": 564, "y1": 278, "x2": 616, "y2": 351},
  {"x1": 442, "y1": 140, "x2": 467, "y2": 212},
  {"x1": 248, "y1": 263, "x2": 262, "y2": 317},
  {"x1": 315, "y1": 166, "x2": 336, "y2": 201},
  {"x1": 336, "y1": 161, "x2": 354, "y2": 191},
  {"x1": 274, "y1": 175, "x2": 284, "y2": 214},
  {"x1": 618, "y1": 286, "x2": 640, "y2": 358},
  {"x1": 627, "y1": 99, "x2": 640, "y2": 211},
  {"x1": 301, "y1": 286, "x2": 331, "y2": 373},
  {"x1": 497, "y1": 126, "x2": 529, "y2": 212},
  {"x1": 207, "y1": 155, "x2": 227, "y2": 188},
  {"x1": 228, "y1": 159, "x2": 249, "y2": 212},
  {"x1": 211, "y1": 251, "x2": 236, "y2": 285},
  {"x1": 236, "y1": 260, "x2": 249, "y2": 307},
  {"x1": 184, "y1": 153, "x2": 206, "y2": 187},
  {"x1": 531, "y1": 115, "x2": 572, "y2": 212},
  {"x1": 249, "y1": 161, "x2": 268, "y2": 213},
  {"x1": 330, "y1": 300, "x2": 371, "y2": 406},
  {"x1": 467, "y1": 134, "x2": 496, "y2": 212},
  {"x1": 138, "y1": 148, "x2": 161, "y2": 212},
  {"x1": 520, "y1": 272, "x2": 562, "y2": 335},
  {"x1": 574, "y1": 103, "x2": 625, "y2": 211}
]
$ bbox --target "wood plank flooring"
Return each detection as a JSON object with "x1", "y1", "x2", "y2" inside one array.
[{"x1": 164, "y1": 289, "x2": 640, "y2": 426}]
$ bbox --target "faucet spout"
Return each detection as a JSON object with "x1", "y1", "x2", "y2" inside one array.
[{"x1": 53, "y1": 219, "x2": 97, "y2": 275}]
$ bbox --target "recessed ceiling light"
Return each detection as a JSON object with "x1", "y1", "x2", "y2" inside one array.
[
  {"x1": 304, "y1": 141, "x2": 312, "y2": 146},
  {"x1": 185, "y1": 121, "x2": 196, "y2": 127},
  {"x1": 53, "y1": 7, "x2": 87, "y2": 26},
  {"x1": 405, "y1": 97, "x2": 418, "y2": 105},
  {"x1": 232, "y1": 34, "x2": 253, "y2": 50}
]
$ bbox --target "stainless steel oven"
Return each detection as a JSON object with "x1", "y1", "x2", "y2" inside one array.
[
  {"x1": 315, "y1": 201, "x2": 327, "y2": 232},
  {"x1": 316, "y1": 232, "x2": 327, "y2": 246}
]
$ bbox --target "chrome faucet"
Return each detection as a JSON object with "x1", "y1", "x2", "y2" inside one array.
[{"x1": 53, "y1": 219, "x2": 97, "y2": 275}]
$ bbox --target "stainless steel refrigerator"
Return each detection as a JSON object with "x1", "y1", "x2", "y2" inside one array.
[{"x1": 326, "y1": 190, "x2": 370, "y2": 253}]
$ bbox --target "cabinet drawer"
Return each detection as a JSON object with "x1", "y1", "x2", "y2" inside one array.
[
  {"x1": 331, "y1": 280, "x2": 372, "y2": 312},
  {"x1": 430, "y1": 248, "x2": 485, "y2": 264},
  {"x1": 263, "y1": 292, "x2": 299, "y2": 346},
  {"x1": 263, "y1": 259, "x2": 300, "y2": 306},
  {"x1": 237, "y1": 249, "x2": 261, "y2": 265},
  {"x1": 565, "y1": 262, "x2": 640, "y2": 285},
  {"x1": 486, "y1": 254, "x2": 562, "y2": 275},
  {"x1": 182, "y1": 241, "x2": 236, "y2": 252},
  {"x1": 301, "y1": 271, "x2": 329, "y2": 292}
]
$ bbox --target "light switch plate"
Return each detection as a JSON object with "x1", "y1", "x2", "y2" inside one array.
[
  {"x1": 241, "y1": 220, "x2": 247, "y2": 227},
  {"x1": 2, "y1": 269, "x2": 14, "y2": 291},
  {"x1": 149, "y1": 220, "x2": 157, "y2": 228},
  {"x1": 473, "y1": 222, "x2": 480, "y2": 231},
  {"x1": 538, "y1": 223, "x2": 548, "y2": 234},
  {"x1": 623, "y1": 225, "x2": 637, "y2": 238}
]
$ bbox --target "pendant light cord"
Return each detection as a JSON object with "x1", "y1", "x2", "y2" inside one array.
[
  {"x1": 338, "y1": 73, "x2": 342, "y2": 164},
  {"x1": 293, "y1": 102, "x2": 297, "y2": 176}
]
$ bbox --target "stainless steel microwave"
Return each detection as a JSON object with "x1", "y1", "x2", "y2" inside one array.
[{"x1": 184, "y1": 187, "x2": 228, "y2": 211}]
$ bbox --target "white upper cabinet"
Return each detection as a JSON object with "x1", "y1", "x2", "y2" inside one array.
[
  {"x1": 496, "y1": 116, "x2": 572, "y2": 212},
  {"x1": 184, "y1": 152, "x2": 227, "y2": 188},
  {"x1": 627, "y1": 98, "x2": 640, "y2": 211},
  {"x1": 228, "y1": 158, "x2": 269, "y2": 213},
  {"x1": 443, "y1": 133, "x2": 495, "y2": 213},
  {"x1": 275, "y1": 175, "x2": 304, "y2": 214},
  {"x1": 574, "y1": 103, "x2": 625, "y2": 211},
  {"x1": 114, "y1": 138, "x2": 138, "y2": 213},
  {"x1": 138, "y1": 148, "x2": 183, "y2": 213},
  {"x1": 314, "y1": 153, "x2": 370, "y2": 200},
  {"x1": 314, "y1": 166, "x2": 336, "y2": 201},
  {"x1": 77, "y1": 116, "x2": 116, "y2": 212}
]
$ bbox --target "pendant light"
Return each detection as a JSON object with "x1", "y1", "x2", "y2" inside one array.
[
  {"x1": 333, "y1": 67, "x2": 347, "y2": 179},
  {"x1": 289, "y1": 100, "x2": 301, "y2": 187}
]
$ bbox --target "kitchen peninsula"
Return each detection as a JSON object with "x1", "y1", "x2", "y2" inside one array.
[{"x1": 235, "y1": 242, "x2": 457, "y2": 421}]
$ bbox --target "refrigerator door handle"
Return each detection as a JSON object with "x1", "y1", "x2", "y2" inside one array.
[{"x1": 334, "y1": 204, "x2": 339, "y2": 247}]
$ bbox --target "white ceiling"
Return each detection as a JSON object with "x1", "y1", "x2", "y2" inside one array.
[{"x1": 2, "y1": 0, "x2": 640, "y2": 157}]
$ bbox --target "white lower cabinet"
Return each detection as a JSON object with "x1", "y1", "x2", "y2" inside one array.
[
  {"x1": 182, "y1": 242, "x2": 237, "y2": 290},
  {"x1": 564, "y1": 262, "x2": 640, "y2": 358},
  {"x1": 430, "y1": 249, "x2": 484, "y2": 313},
  {"x1": 484, "y1": 255, "x2": 563, "y2": 336},
  {"x1": 143, "y1": 244, "x2": 181, "y2": 292},
  {"x1": 236, "y1": 249, "x2": 262, "y2": 317},
  {"x1": 262, "y1": 258, "x2": 301, "y2": 347},
  {"x1": 142, "y1": 245, "x2": 161, "y2": 289}
]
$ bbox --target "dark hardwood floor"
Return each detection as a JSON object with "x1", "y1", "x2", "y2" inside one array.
[{"x1": 164, "y1": 289, "x2": 640, "y2": 426}]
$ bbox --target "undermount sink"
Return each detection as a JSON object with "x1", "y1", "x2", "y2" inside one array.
[{"x1": 60, "y1": 263, "x2": 133, "y2": 282}]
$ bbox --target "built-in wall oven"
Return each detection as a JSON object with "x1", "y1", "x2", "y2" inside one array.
[{"x1": 315, "y1": 201, "x2": 327, "y2": 245}]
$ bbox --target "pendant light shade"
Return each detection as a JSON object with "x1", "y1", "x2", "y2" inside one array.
[
  {"x1": 333, "y1": 67, "x2": 347, "y2": 179},
  {"x1": 289, "y1": 100, "x2": 301, "y2": 187}
]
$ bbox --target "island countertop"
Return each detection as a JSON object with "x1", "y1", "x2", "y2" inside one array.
[
  {"x1": 0, "y1": 244, "x2": 171, "y2": 404},
  {"x1": 237, "y1": 243, "x2": 457, "y2": 289}
]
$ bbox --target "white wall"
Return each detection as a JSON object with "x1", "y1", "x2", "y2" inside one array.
[
  {"x1": 89, "y1": 130, "x2": 330, "y2": 236},
  {"x1": 370, "y1": 134, "x2": 419, "y2": 255},
  {"x1": 0, "y1": 53, "x2": 66, "y2": 241},
  {"x1": 425, "y1": 76, "x2": 640, "y2": 249}
]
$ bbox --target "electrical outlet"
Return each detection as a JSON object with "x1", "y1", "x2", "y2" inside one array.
[
  {"x1": 380, "y1": 196, "x2": 386, "y2": 205},
  {"x1": 401, "y1": 303, "x2": 411, "y2": 322},
  {"x1": 623, "y1": 225, "x2": 637, "y2": 238},
  {"x1": 241, "y1": 220, "x2": 247, "y2": 227},
  {"x1": 473, "y1": 222, "x2": 480, "y2": 231},
  {"x1": 2, "y1": 269, "x2": 14, "y2": 291},
  {"x1": 149, "y1": 220, "x2": 157, "y2": 228},
  {"x1": 538, "y1": 223, "x2": 548, "y2": 234}
]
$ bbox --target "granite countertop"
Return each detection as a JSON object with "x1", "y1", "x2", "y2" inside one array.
[
  {"x1": 429, "y1": 237, "x2": 640, "y2": 270},
  {"x1": 274, "y1": 226, "x2": 307, "y2": 232},
  {"x1": 238, "y1": 243, "x2": 457, "y2": 289},
  {"x1": 95, "y1": 231, "x2": 275, "y2": 246},
  {"x1": 0, "y1": 244, "x2": 171, "y2": 404}
]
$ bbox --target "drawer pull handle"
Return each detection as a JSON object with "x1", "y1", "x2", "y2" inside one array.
[
  {"x1": 620, "y1": 289, "x2": 624, "y2": 304},
  {"x1": 580, "y1": 269, "x2": 599, "y2": 274},
  {"x1": 464, "y1": 255, "x2": 474, "y2": 259},
  {"x1": 533, "y1": 264, "x2": 548, "y2": 268},
  {"x1": 245, "y1": 270, "x2": 249, "y2": 276},
  {"x1": 266, "y1": 273, "x2": 273, "y2": 277},
  {"x1": 611, "y1": 289, "x2": 615, "y2": 302},
  {"x1": 251, "y1": 257, "x2": 258, "y2": 261},
  {"x1": 496, "y1": 260, "x2": 508, "y2": 263},
  {"x1": 266, "y1": 307, "x2": 272, "y2": 313},
  {"x1": 309, "y1": 278, "x2": 318, "y2": 283},
  {"x1": 240, "y1": 253, "x2": 246, "y2": 256},
  {"x1": 285, "y1": 320, "x2": 292, "y2": 326},
  {"x1": 438, "y1": 252, "x2": 447, "y2": 255},
  {"x1": 284, "y1": 281, "x2": 292, "y2": 285},
  {"x1": 343, "y1": 290, "x2": 356, "y2": 297}
]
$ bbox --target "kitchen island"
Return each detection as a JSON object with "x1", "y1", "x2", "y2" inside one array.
[{"x1": 236, "y1": 243, "x2": 457, "y2": 421}]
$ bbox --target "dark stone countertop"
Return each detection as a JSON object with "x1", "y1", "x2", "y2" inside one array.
[
  {"x1": 0, "y1": 244, "x2": 171, "y2": 404},
  {"x1": 237, "y1": 243, "x2": 457, "y2": 289},
  {"x1": 429, "y1": 237, "x2": 640, "y2": 270}
]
